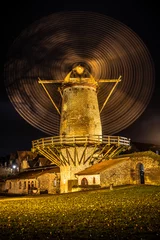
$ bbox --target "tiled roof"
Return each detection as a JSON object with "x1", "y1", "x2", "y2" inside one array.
[
  {"x1": 6, "y1": 166, "x2": 60, "y2": 180},
  {"x1": 75, "y1": 158, "x2": 129, "y2": 175}
]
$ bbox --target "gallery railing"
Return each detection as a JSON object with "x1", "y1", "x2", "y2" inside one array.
[{"x1": 32, "y1": 135, "x2": 130, "y2": 149}]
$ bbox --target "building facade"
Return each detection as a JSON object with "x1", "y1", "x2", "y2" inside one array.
[
  {"x1": 75, "y1": 151, "x2": 160, "y2": 189},
  {"x1": 1, "y1": 151, "x2": 160, "y2": 195},
  {"x1": 4, "y1": 166, "x2": 60, "y2": 195}
]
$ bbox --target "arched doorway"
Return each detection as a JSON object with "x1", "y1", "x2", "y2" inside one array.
[
  {"x1": 136, "y1": 163, "x2": 145, "y2": 184},
  {"x1": 81, "y1": 178, "x2": 88, "y2": 186}
]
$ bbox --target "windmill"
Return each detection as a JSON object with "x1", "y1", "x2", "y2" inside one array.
[{"x1": 4, "y1": 11, "x2": 155, "y2": 193}]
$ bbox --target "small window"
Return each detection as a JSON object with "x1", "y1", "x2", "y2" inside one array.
[
  {"x1": 31, "y1": 181, "x2": 34, "y2": 188},
  {"x1": 19, "y1": 181, "x2": 22, "y2": 189},
  {"x1": 53, "y1": 178, "x2": 57, "y2": 187},
  {"x1": 93, "y1": 177, "x2": 96, "y2": 184},
  {"x1": 24, "y1": 181, "x2": 26, "y2": 189},
  {"x1": 9, "y1": 182, "x2": 12, "y2": 189},
  {"x1": 28, "y1": 181, "x2": 31, "y2": 190}
]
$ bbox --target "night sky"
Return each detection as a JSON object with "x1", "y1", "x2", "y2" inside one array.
[{"x1": 1, "y1": 1, "x2": 160, "y2": 156}]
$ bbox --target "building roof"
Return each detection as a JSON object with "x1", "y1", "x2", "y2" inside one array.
[
  {"x1": 6, "y1": 166, "x2": 60, "y2": 180},
  {"x1": 75, "y1": 158, "x2": 129, "y2": 175}
]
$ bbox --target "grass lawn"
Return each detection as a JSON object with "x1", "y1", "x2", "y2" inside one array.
[{"x1": 0, "y1": 185, "x2": 160, "y2": 239}]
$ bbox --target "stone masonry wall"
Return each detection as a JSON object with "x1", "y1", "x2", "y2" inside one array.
[
  {"x1": 5, "y1": 179, "x2": 36, "y2": 194},
  {"x1": 129, "y1": 155, "x2": 160, "y2": 185},
  {"x1": 100, "y1": 160, "x2": 131, "y2": 187},
  {"x1": 100, "y1": 155, "x2": 160, "y2": 187},
  {"x1": 5, "y1": 172, "x2": 60, "y2": 195}
]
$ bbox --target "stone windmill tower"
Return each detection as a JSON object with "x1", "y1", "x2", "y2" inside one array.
[
  {"x1": 33, "y1": 64, "x2": 129, "y2": 193},
  {"x1": 4, "y1": 12, "x2": 155, "y2": 193}
]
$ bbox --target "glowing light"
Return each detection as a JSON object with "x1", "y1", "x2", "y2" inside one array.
[{"x1": 75, "y1": 65, "x2": 84, "y2": 75}]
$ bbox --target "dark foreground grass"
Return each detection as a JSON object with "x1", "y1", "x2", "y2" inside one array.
[{"x1": 0, "y1": 185, "x2": 160, "y2": 240}]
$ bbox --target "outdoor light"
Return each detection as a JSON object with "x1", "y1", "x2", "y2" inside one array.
[
  {"x1": 76, "y1": 65, "x2": 84, "y2": 75},
  {"x1": 12, "y1": 165, "x2": 16, "y2": 169}
]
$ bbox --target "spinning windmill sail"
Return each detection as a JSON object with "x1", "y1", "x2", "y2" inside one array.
[{"x1": 4, "y1": 11, "x2": 155, "y2": 136}]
